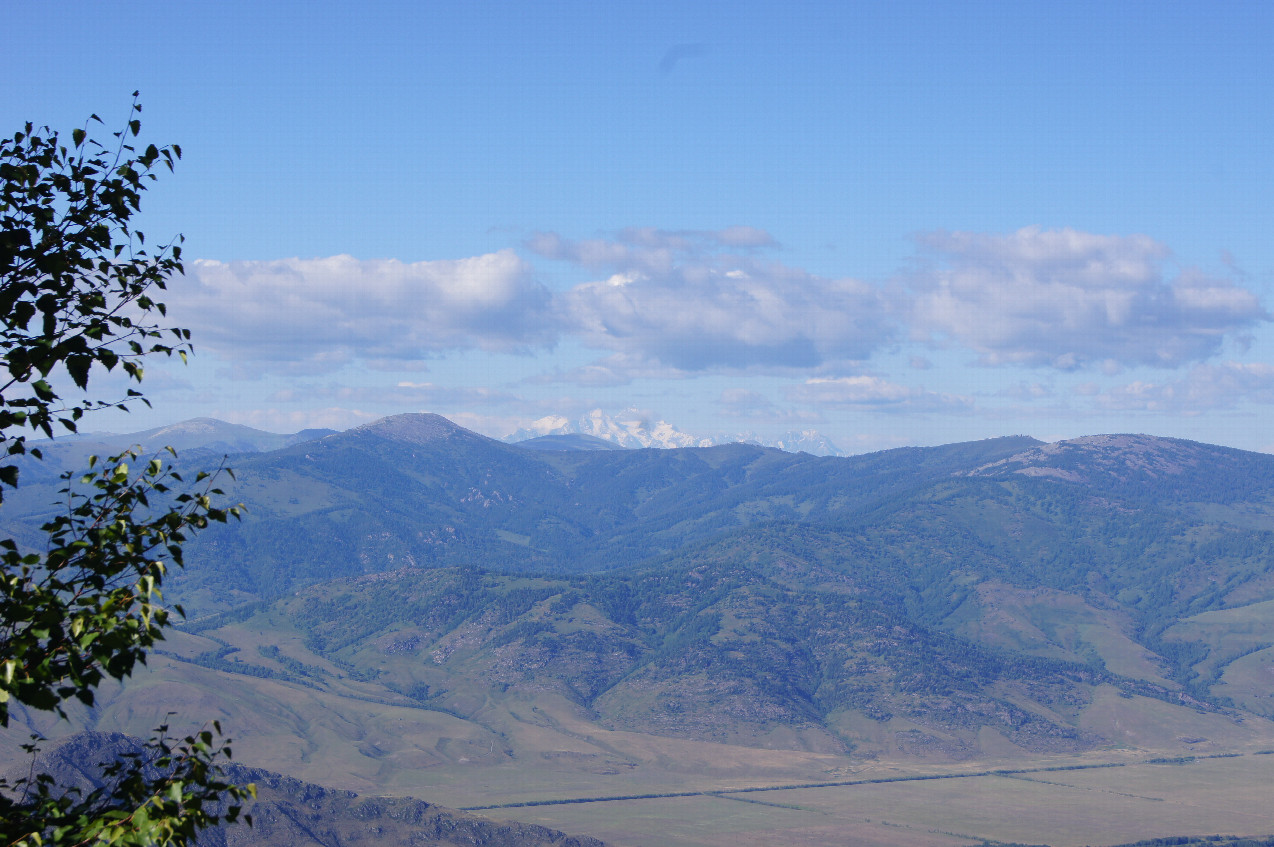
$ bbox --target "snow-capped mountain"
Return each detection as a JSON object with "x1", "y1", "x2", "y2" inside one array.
[
  {"x1": 505, "y1": 410, "x2": 843, "y2": 456},
  {"x1": 506, "y1": 410, "x2": 711, "y2": 450},
  {"x1": 509, "y1": 415, "x2": 574, "y2": 440},
  {"x1": 576, "y1": 409, "x2": 715, "y2": 449},
  {"x1": 753, "y1": 430, "x2": 844, "y2": 457}
]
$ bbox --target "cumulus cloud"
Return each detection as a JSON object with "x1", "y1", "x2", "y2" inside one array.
[
  {"x1": 784, "y1": 376, "x2": 972, "y2": 413},
  {"x1": 906, "y1": 227, "x2": 1266, "y2": 370},
  {"x1": 168, "y1": 251, "x2": 556, "y2": 374},
  {"x1": 165, "y1": 225, "x2": 1265, "y2": 397},
  {"x1": 536, "y1": 229, "x2": 892, "y2": 372},
  {"x1": 1089, "y1": 362, "x2": 1274, "y2": 413}
]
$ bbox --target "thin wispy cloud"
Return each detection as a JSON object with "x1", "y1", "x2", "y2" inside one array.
[
  {"x1": 1089, "y1": 362, "x2": 1274, "y2": 413},
  {"x1": 718, "y1": 389, "x2": 822, "y2": 423},
  {"x1": 785, "y1": 376, "x2": 973, "y2": 413},
  {"x1": 659, "y1": 42, "x2": 709, "y2": 74}
]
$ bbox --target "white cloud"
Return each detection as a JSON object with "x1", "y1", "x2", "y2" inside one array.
[
  {"x1": 159, "y1": 226, "x2": 1267, "y2": 421},
  {"x1": 214, "y1": 406, "x2": 381, "y2": 433},
  {"x1": 524, "y1": 360, "x2": 637, "y2": 387},
  {"x1": 712, "y1": 226, "x2": 778, "y2": 248},
  {"x1": 785, "y1": 376, "x2": 972, "y2": 413},
  {"x1": 168, "y1": 251, "x2": 556, "y2": 375},
  {"x1": 719, "y1": 388, "x2": 771, "y2": 407},
  {"x1": 391, "y1": 382, "x2": 521, "y2": 406},
  {"x1": 998, "y1": 381, "x2": 1055, "y2": 401},
  {"x1": 266, "y1": 380, "x2": 523, "y2": 409},
  {"x1": 717, "y1": 389, "x2": 822, "y2": 423},
  {"x1": 906, "y1": 227, "x2": 1266, "y2": 370},
  {"x1": 538, "y1": 229, "x2": 892, "y2": 372},
  {"x1": 1089, "y1": 362, "x2": 1274, "y2": 413}
]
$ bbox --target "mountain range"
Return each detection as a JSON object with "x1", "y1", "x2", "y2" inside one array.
[
  {"x1": 7, "y1": 415, "x2": 1274, "y2": 743},
  {"x1": 6, "y1": 413, "x2": 1274, "y2": 845},
  {"x1": 504, "y1": 409, "x2": 845, "y2": 455},
  {"x1": 8, "y1": 417, "x2": 338, "y2": 488}
]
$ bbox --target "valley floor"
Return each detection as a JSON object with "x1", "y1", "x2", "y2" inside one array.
[
  {"x1": 8, "y1": 631, "x2": 1274, "y2": 847},
  {"x1": 472, "y1": 752, "x2": 1274, "y2": 847}
]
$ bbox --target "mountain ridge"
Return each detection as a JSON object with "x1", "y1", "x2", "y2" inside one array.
[
  {"x1": 505, "y1": 409, "x2": 846, "y2": 455},
  {"x1": 6, "y1": 413, "x2": 1274, "y2": 845},
  {"x1": 9, "y1": 731, "x2": 607, "y2": 847}
]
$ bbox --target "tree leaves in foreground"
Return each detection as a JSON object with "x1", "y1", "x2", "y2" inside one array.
[{"x1": 0, "y1": 97, "x2": 252, "y2": 845}]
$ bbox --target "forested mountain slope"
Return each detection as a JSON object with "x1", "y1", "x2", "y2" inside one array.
[
  {"x1": 154, "y1": 414, "x2": 1044, "y2": 603},
  {"x1": 7, "y1": 414, "x2": 1274, "y2": 766}
]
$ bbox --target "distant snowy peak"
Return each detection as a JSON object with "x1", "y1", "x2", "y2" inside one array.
[
  {"x1": 770, "y1": 430, "x2": 844, "y2": 457},
  {"x1": 511, "y1": 415, "x2": 573, "y2": 439},
  {"x1": 505, "y1": 410, "x2": 843, "y2": 455},
  {"x1": 575, "y1": 409, "x2": 714, "y2": 449},
  {"x1": 504, "y1": 415, "x2": 575, "y2": 444},
  {"x1": 506, "y1": 410, "x2": 710, "y2": 450},
  {"x1": 724, "y1": 430, "x2": 843, "y2": 457}
]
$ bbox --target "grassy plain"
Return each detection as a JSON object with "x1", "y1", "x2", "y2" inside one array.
[
  {"x1": 480, "y1": 754, "x2": 1274, "y2": 847},
  {"x1": 8, "y1": 607, "x2": 1274, "y2": 847}
]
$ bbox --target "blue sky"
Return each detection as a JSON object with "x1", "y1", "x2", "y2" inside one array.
[{"x1": 5, "y1": 1, "x2": 1274, "y2": 452}]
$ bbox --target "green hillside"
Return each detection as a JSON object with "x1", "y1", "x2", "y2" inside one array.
[
  {"x1": 166, "y1": 415, "x2": 1047, "y2": 605},
  {"x1": 8, "y1": 415, "x2": 1274, "y2": 845},
  {"x1": 7, "y1": 414, "x2": 1274, "y2": 727}
]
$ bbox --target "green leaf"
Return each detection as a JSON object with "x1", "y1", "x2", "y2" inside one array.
[
  {"x1": 66, "y1": 356, "x2": 91, "y2": 390},
  {"x1": 0, "y1": 100, "x2": 247, "y2": 843}
]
